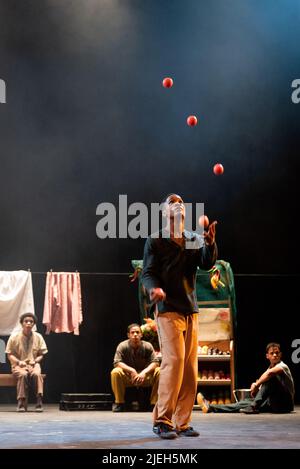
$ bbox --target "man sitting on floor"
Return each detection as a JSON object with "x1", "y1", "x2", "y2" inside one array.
[
  {"x1": 198, "y1": 342, "x2": 294, "y2": 414},
  {"x1": 111, "y1": 323, "x2": 160, "y2": 412}
]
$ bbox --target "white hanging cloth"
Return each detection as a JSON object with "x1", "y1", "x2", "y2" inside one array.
[{"x1": 0, "y1": 271, "x2": 35, "y2": 335}]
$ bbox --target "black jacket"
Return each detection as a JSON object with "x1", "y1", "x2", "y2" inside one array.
[{"x1": 141, "y1": 229, "x2": 217, "y2": 315}]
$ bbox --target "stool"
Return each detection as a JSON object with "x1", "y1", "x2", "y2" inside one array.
[{"x1": 0, "y1": 373, "x2": 46, "y2": 387}]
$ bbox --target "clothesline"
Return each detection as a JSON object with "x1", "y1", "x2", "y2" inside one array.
[
  {"x1": 0, "y1": 271, "x2": 83, "y2": 336},
  {"x1": 24, "y1": 271, "x2": 300, "y2": 277},
  {"x1": 28, "y1": 271, "x2": 131, "y2": 275}
]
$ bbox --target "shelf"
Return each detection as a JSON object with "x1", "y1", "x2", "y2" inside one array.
[
  {"x1": 198, "y1": 355, "x2": 230, "y2": 361},
  {"x1": 197, "y1": 379, "x2": 231, "y2": 386},
  {"x1": 193, "y1": 402, "x2": 234, "y2": 410}
]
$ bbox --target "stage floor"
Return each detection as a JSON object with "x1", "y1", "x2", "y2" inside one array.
[{"x1": 0, "y1": 404, "x2": 299, "y2": 449}]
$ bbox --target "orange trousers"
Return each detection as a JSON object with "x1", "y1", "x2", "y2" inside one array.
[
  {"x1": 153, "y1": 312, "x2": 198, "y2": 431},
  {"x1": 12, "y1": 363, "x2": 44, "y2": 400},
  {"x1": 111, "y1": 367, "x2": 160, "y2": 405}
]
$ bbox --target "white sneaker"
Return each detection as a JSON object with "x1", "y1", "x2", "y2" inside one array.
[{"x1": 197, "y1": 393, "x2": 210, "y2": 413}]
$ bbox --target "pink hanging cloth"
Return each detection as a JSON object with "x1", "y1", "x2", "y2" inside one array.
[{"x1": 42, "y1": 272, "x2": 83, "y2": 335}]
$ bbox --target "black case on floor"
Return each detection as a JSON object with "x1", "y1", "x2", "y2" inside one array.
[{"x1": 59, "y1": 393, "x2": 113, "y2": 411}]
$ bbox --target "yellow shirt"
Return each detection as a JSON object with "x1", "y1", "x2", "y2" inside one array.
[{"x1": 5, "y1": 332, "x2": 48, "y2": 367}]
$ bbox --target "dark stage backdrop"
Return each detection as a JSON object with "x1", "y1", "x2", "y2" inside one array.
[{"x1": 0, "y1": 0, "x2": 299, "y2": 402}]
